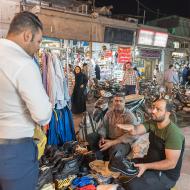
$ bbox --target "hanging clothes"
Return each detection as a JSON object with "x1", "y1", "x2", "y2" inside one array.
[
  {"x1": 39, "y1": 49, "x2": 76, "y2": 145},
  {"x1": 52, "y1": 53, "x2": 65, "y2": 109},
  {"x1": 47, "y1": 107, "x2": 76, "y2": 145},
  {"x1": 47, "y1": 52, "x2": 57, "y2": 108},
  {"x1": 41, "y1": 53, "x2": 48, "y2": 91}
]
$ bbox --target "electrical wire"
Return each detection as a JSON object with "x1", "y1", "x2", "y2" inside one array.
[{"x1": 135, "y1": 0, "x2": 168, "y2": 16}]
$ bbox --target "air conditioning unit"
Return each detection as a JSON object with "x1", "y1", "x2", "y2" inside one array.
[{"x1": 126, "y1": 17, "x2": 138, "y2": 24}]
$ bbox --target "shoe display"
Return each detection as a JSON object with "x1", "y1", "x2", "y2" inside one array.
[
  {"x1": 53, "y1": 156, "x2": 80, "y2": 180},
  {"x1": 37, "y1": 166, "x2": 53, "y2": 190},
  {"x1": 54, "y1": 175, "x2": 77, "y2": 190},
  {"x1": 59, "y1": 141, "x2": 78, "y2": 155},
  {"x1": 108, "y1": 153, "x2": 139, "y2": 177},
  {"x1": 79, "y1": 165, "x2": 90, "y2": 176}
]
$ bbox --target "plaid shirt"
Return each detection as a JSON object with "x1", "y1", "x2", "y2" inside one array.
[{"x1": 123, "y1": 69, "x2": 137, "y2": 85}]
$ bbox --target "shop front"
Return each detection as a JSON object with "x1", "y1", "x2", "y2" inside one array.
[
  {"x1": 134, "y1": 27, "x2": 168, "y2": 80},
  {"x1": 30, "y1": 6, "x2": 137, "y2": 81}
]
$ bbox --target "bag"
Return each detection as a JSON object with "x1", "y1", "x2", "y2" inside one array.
[
  {"x1": 131, "y1": 133, "x2": 149, "y2": 158},
  {"x1": 33, "y1": 125, "x2": 47, "y2": 160},
  {"x1": 78, "y1": 111, "x2": 98, "y2": 143}
]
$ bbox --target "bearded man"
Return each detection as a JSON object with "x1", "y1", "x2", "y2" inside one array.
[
  {"x1": 108, "y1": 99, "x2": 185, "y2": 190},
  {"x1": 97, "y1": 93, "x2": 136, "y2": 159}
]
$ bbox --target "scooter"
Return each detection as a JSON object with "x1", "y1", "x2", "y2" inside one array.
[
  {"x1": 125, "y1": 95, "x2": 147, "y2": 124},
  {"x1": 92, "y1": 94, "x2": 147, "y2": 125}
]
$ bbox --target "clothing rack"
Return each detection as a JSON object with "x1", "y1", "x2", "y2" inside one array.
[
  {"x1": 40, "y1": 46, "x2": 66, "y2": 52},
  {"x1": 40, "y1": 46, "x2": 70, "y2": 86}
]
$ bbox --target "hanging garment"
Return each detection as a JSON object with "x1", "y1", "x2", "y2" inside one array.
[
  {"x1": 47, "y1": 107, "x2": 76, "y2": 145},
  {"x1": 52, "y1": 53, "x2": 65, "y2": 109},
  {"x1": 47, "y1": 53, "x2": 57, "y2": 108},
  {"x1": 41, "y1": 52, "x2": 48, "y2": 91}
]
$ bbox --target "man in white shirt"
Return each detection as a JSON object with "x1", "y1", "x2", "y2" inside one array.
[{"x1": 0, "y1": 12, "x2": 52, "y2": 190}]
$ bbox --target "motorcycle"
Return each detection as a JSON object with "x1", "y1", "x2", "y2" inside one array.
[{"x1": 92, "y1": 93, "x2": 147, "y2": 126}]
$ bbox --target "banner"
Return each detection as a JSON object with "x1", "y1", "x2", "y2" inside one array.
[{"x1": 118, "y1": 47, "x2": 131, "y2": 64}]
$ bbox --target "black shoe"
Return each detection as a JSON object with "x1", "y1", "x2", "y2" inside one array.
[
  {"x1": 78, "y1": 165, "x2": 90, "y2": 176},
  {"x1": 108, "y1": 152, "x2": 139, "y2": 177},
  {"x1": 37, "y1": 167, "x2": 53, "y2": 190},
  {"x1": 54, "y1": 156, "x2": 80, "y2": 180},
  {"x1": 59, "y1": 141, "x2": 78, "y2": 155}
]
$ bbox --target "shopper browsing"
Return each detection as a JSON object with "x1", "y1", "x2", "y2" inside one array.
[
  {"x1": 0, "y1": 12, "x2": 52, "y2": 190},
  {"x1": 122, "y1": 62, "x2": 139, "y2": 95}
]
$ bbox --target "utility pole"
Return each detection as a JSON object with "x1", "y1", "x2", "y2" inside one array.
[
  {"x1": 143, "y1": 10, "x2": 146, "y2": 24},
  {"x1": 92, "y1": 0, "x2": 95, "y2": 12},
  {"x1": 89, "y1": 0, "x2": 95, "y2": 59},
  {"x1": 137, "y1": 0, "x2": 140, "y2": 16},
  {"x1": 157, "y1": 9, "x2": 160, "y2": 18}
]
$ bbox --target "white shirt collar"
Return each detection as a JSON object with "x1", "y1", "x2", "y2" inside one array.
[{"x1": 0, "y1": 38, "x2": 31, "y2": 58}]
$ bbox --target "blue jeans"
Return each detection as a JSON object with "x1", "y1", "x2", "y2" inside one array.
[{"x1": 0, "y1": 139, "x2": 38, "y2": 190}]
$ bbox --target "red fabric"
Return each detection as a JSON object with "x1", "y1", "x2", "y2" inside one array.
[{"x1": 77, "y1": 184, "x2": 96, "y2": 190}]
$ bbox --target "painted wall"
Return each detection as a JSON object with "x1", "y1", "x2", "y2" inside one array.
[{"x1": 0, "y1": 0, "x2": 20, "y2": 37}]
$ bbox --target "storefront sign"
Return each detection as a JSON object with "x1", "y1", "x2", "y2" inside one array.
[
  {"x1": 138, "y1": 29, "x2": 168, "y2": 48},
  {"x1": 104, "y1": 27, "x2": 134, "y2": 45},
  {"x1": 118, "y1": 47, "x2": 131, "y2": 63},
  {"x1": 153, "y1": 32, "x2": 168, "y2": 47},
  {"x1": 138, "y1": 29, "x2": 154, "y2": 46},
  {"x1": 139, "y1": 49, "x2": 161, "y2": 59},
  {"x1": 173, "y1": 41, "x2": 180, "y2": 49},
  {"x1": 172, "y1": 52, "x2": 186, "y2": 58}
]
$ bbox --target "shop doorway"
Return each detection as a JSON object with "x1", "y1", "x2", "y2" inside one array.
[{"x1": 144, "y1": 59, "x2": 157, "y2": 80}]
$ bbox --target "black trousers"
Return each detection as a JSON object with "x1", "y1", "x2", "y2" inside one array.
[
  {"x1": 96, "y1": 143, "x2": 131, "y2": 161},
  {"x1": 125, "y1": 85, "x2": 136, "y2": 95},
  {"x1": 125, "y1": 170, "x2": 176, "y2": 190}
]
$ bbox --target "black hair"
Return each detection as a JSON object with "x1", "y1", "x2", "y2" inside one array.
[
  {"x1": 154, "y1": 98, "x2": 173, "y2": 112},
  {"x1": 83, "y1": 63, "x2": 88, "y2": 67},
  {"x1": 114, "y1": 92, "x2": 125, "y2": 99},
  {"x1": 126, "y1": 61, "x2": 132, "y2": 65},
  {"x1": 169, "y1": 64, "x2": 173, "y2": 69},
  {"x1": 74, "y1": 66, "x2": 82, "y2": 74},
  {"x1": 8, "y1": 11, "x2": 43, "y2": 40}
]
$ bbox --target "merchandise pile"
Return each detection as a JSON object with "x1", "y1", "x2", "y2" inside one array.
[{"x1": 37, "y1": 141, "x2": 131, "y2": 190}]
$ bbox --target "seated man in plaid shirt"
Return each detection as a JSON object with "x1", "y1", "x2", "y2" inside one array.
[{"x1": 122, "y1": 62, "x2": 139, "y2": 95}]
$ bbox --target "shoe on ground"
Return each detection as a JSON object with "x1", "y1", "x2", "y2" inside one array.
[
  {"x1": 53, "y1": 156, "x2": 80, "y2": 180},
  {"x1": 108, "y1": 152, "x2": 139, "y2": 177}
]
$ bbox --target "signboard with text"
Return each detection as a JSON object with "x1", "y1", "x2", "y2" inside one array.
[
  {"x1": 118, "y1": 47, "x2": 131, "y2": 64},
  {"x1": 137, "y1": 29, "x2": 168, "y2": 47}
]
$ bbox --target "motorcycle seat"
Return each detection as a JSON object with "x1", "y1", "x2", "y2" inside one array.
[{"x1": 125, "y1": 94, "x2": 144, "y2": 103}]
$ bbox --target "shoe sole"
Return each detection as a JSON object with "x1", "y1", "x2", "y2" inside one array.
[{"x1": 109, "y1": 166, "x2": 139, "y2": 176}]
